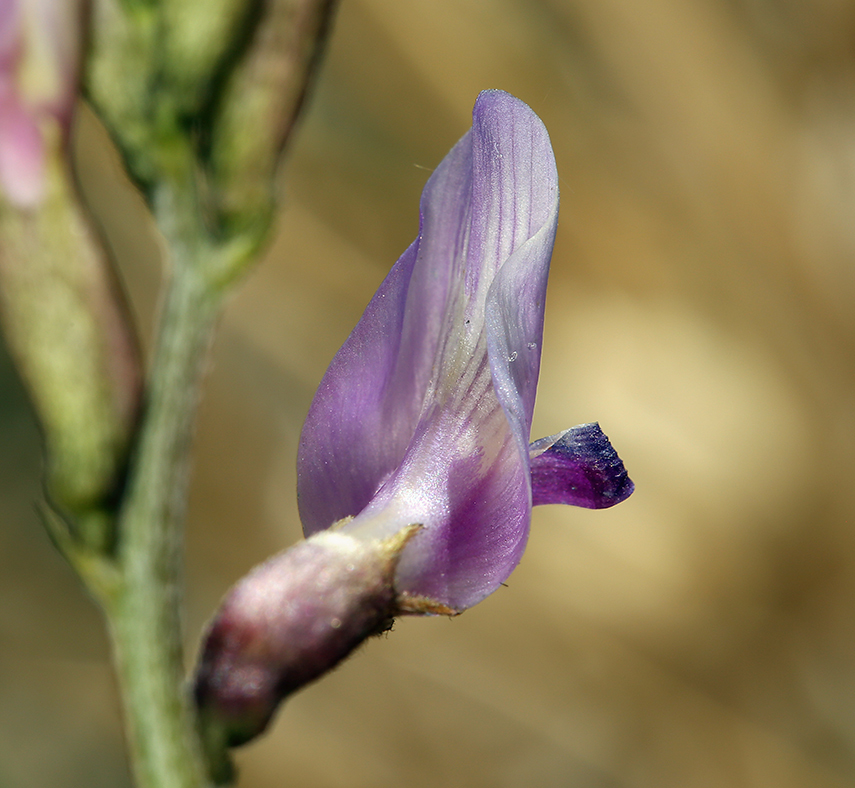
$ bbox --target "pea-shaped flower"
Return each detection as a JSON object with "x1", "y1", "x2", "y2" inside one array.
[{"x1": 195, "y1": 90, "x2": 633, "y2": 749}]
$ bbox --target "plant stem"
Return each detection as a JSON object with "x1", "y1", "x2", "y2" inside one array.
[
  {"x1": 104, "y1": 238, "x2": 221, "y2": 788},
  {"x1": 74, "y1": 5, "x2": 342, "y2": 781}
]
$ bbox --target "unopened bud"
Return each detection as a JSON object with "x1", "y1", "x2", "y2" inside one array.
[
  {"x1": 86, "y1": 0, "x2": 338, "y2": 270},
  {"x1": 194, "y1": 527, "x2": 417, "y2": 748},
  {"x1": 0, "y1": 139, "x2": 142, "y2": 530},
  {"x1": 206, "y1": 0, "x2": 338, "y2": 240},
  {"x1": 0, "y1": 1, "x2": 141, "y2": 537}
]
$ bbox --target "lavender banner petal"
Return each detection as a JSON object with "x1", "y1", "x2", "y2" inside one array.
[
  {"x1": 529, "y1": 423, "x2": 634, "y2": 509},
  {"x1": 347, "y1": 92, "x2": 559, "y2": 609}
]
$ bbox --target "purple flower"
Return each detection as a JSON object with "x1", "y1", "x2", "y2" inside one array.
[
  {"x1": 297, "y1": 89, "x2": 632, "y2": 612},
  {"x1": 194, "y1": 91, "x2": 632, "y2": 747}
]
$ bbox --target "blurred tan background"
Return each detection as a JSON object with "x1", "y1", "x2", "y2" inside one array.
[{"x1": 3, "y1": 0, "x2": 855, "y2": 785}]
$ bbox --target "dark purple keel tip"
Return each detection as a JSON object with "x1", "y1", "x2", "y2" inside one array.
[{"x1": 529, "y1": 423, "x2": 634, "y2": 508}]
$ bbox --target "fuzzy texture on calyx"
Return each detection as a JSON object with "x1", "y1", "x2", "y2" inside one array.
[{"x1": 194, "y1": 527, "x2": 418, "y2": 746}]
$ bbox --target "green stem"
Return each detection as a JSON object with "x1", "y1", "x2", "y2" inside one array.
[{"x1": 104, "y1": 240, "x2": 221, "y2": 788}]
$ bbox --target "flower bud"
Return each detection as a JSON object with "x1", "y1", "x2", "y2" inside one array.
[
  {"x1": 205, "y1": 0, "x2": 338, "y2": 240},
  {"x1": 0, "y1": 0, "x2": 142, "y2": 539},
  {"x1": 86, "y1": 0, "x2": 338, "y2": 262},
  {"x1": 194, "y1": 527, "x2": 417, "y2": 747},
  {"x1": 0, "y1": 140, "x2": 142, "y2": 529}
]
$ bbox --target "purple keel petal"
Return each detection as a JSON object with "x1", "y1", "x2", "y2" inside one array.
[{"x1": 529, "y1": 423, "x2": 634, "y2": 508}]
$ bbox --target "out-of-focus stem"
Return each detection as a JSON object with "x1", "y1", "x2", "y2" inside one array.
[
  {"x1": 101, "y1": 164, "x2": 246, "y2": 786},
  {"x1": 77, "y1": 2, "x2": 342, "y2": 783},
  {"x1": 106, "y1": 268, "x2": 217, "y2": 788}
]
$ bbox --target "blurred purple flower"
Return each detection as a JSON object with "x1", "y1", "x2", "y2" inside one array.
[
  {"x1": 0, "y1": 0, "x2": 82, "y2": 206},
  {"x1": 297, "y1": 89, "x2": 633, "y2": 612}
]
